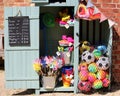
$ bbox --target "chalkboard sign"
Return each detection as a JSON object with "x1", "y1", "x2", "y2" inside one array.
[{"x1": 8, "y1": 16, "x2": 30, "y2": 46}]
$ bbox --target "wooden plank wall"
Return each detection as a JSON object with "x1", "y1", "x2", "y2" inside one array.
[{"x1": 4, "y1": 7, "x2": 40, "y2": 89}]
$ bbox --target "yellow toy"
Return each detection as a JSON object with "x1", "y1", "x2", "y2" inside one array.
[{"x1": 79, "y1": 41, "x2": 91, "y2": 54}]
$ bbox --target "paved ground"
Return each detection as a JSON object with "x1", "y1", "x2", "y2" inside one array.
[{"x1": 1, "y1": 67, "x2": 120, "y2": 96}]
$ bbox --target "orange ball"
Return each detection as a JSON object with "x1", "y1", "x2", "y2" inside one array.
[
  {"x1": 97, "y1": 70, "x2": 106, "y2": 80},
  {"x1": 79, "y1": 70, "x2": 88, "y2": 81},
  {"x1": 79, "y1": 62, "x2": 88, "y2": 71}
]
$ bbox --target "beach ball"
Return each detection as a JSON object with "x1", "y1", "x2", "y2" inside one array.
[
  {"x1": 88, "y1": 63, "x2": 98, "y2": 73},
  {"x1": 79, "y1": 62, "x2": 88, "y2": 71},
  {"x1": 79, "y1": 70, "x2": 88, "y2": 81},
  {"x1": 93, "y1": 79, "x2": 103, "y2": 89},
  {"x1": 97, "y1": 70, "x2": 106, "y2": 80},
  {"x1": 97, "y1": 45, "x2": 107, "y2": 55},
  {"x1": 93, "y1": 49, "x2": 102, "y2": 59},
  {"x1": 102, "y1": 78, "x2": 110, "y2": 87},
  {"x1": 78, "y1": 81, "x2": 92, "y2": 93},
  {"x1": 88, "y1": 72, "x2": 97, "y2": 83}
]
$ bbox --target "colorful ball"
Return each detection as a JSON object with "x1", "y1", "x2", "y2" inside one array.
[
  {"x1": 88, "y1": 72, "x2": 97, "y2": 83},
  {"x1": 102, "y1": 78, "x2": 110, "y2": 87},
  {"x1": 79, "y1": 70, "x2": 88, "y2": 81},
  {"x1": 93, "y1": 49, "x2": 102, "y2": 59},
  {"x1": 78, "y1": 81, "x2": 92, "y2": 93},
  {"x1": 88, "y1": 63, "x2": 98, "y2": 73},
  {"x1": 96, "y1": 56, "x2": 110, "y2": 70},
  {"x1": 93, "y1": 79, "x2": 103, "y2": 89},
  {"x1": 79, "y1": 62, "x2": 88, "y2": 71},
  {"x1": 97, "y1": 70, "x2": 106, "y2": 80},
  {"x1": 97, "y1": 45, "x2": 107, "y2": 55},
  {"x1": 81, "y1": 51, "x2": 95, "y2": 64},
  {"x1": 106, "y1": 72, "x2": 109, "y2": 79}
]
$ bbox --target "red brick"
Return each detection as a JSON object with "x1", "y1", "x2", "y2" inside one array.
[
  {"x1": 113, "y1": 0, "x2": 119, "y2": 3},
  {"x1": 113, "y1": 46, "x2": 117, "y2": 50},
  {"x1": 0, "y1": 0, "x2": 3, "y2": 2},
  {"x1": 14, "y1": 3, "x2": 30, "y2": 6},
  {"x1": 117, "y1": 46, "x2": 120, "y2": 50},
  {"x1": 112, "y1": 73, "x2": 120, "y2": 82},
  {"x1": 97, "y1": 0, "x2": 112, "y2": 3},
  {"x1": 24, "y1": 0, "x2": 31, "y2": 2},
  {"x1": 113, "y1": 51, "x2": 120, "y2": 54},
  {"x1": 92, "y1": 0, "x2": 97, "y2": 3},
  {"x1": 102, "y1": 4, "x2": 116, "y2": 8},
  {"x1": 15, "y1": 0, "x2": 24, "y2": 2},
  {"x1": 94, "y1": 4, "x2": 101, "y2": 8},
  {"x1": 117, "y1": 4, "x2": 120, "y2": 8},
  {"x1": 112, "y1": 69, "x2": 120, "y2": 73},
  {"x1": 114, "y1": 60, "x2": 120, "y2": 64}
]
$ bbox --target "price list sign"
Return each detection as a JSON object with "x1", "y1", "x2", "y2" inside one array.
[{"x1": 8, "y1": 16, "x2": 30, "y2": 46}]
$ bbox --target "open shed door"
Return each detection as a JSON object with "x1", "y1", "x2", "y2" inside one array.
[{"x1": 4, "y1": 7, "x2": 40, "y2": 89}]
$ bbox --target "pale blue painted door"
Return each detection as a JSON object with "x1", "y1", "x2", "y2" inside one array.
[{"x1": 4, "y1": 7, "x2": 40, "y2": 89}]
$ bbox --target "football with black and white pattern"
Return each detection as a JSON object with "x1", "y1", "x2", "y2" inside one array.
[
  {"x1": 96, "y1": 56, "x2": 110, "y2": 70},
  {"x1": 81, "y1": 51, "x2": 95, "y2": 64}
]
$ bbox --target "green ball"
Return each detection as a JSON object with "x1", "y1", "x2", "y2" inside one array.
[
  {"x1": 93, "y1": 80, "x2": 103, "y2": 89},
  {"x1": 88, "y1": 63, "x2": 98, "y2": 73},
  {"x1": 93, "y1": 49, "x2": 102, "y2": 59}
]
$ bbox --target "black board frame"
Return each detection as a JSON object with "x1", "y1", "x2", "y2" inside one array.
[{"x1": 8, "y1": 16, "x2": 30, "y2": 46}]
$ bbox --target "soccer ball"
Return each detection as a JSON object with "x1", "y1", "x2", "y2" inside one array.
[
  {"x1": 96, "y1": 56, "x2": 110, "y2": 70},
  {"x1": 78, "y1": 81, "x2": 92, "y2": 93},
  {"x1": 81, "y1": 51, "x2": 95, "y2": 64}
]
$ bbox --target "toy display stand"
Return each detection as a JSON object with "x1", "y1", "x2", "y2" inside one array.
[{"x1": 4, "y1": 0, "x2": 112, "y2": 95}]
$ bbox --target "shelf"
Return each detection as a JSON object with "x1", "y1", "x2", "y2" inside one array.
[
  {"x1": 39, "y1": 86, "x2": 74, "y2": 92},
  {"x1": 36, "y1": 2, "x2": 75, "y2": 6}
]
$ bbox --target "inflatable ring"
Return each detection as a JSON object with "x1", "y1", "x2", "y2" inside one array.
[
  {"x1": 77, "y1": 4, "x2": 89, "y2": 18},
  {"x1": 88, "y1": 7, "x2": 101, "y2": 20},
  {"x1": 42, "y1": 13, "x2": 55, "y2": 27}
]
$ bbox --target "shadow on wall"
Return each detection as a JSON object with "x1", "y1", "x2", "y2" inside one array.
[
  {"x1": 112, "y1": 27, "x2": 120, "y2": 83},
  {"x1": 0, "y1": 59, "x2": 4, "y2": 70},
  {"x1": 109, "y1": 27, "x2": 120, "y2": 95}
]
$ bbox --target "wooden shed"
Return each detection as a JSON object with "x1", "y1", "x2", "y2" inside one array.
[{"x1": 4, "y1": 0, "x2": 113, "y2": 95}]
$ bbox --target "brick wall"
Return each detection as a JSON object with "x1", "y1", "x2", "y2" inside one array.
[
  {"x1": 92, "y1": 0, "x2": 120, "y2": 83},
  {"x1": 0, "y1": 0, "x2": 120, "y2": 82}
]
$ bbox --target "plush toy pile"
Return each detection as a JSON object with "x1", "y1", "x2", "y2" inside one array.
[
  {"x1": 78, "y1": 41, "x2": 110, "y2": 93},
  {"x1": 56, "y1": 8, "x2": 74, "y2": 28}
]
